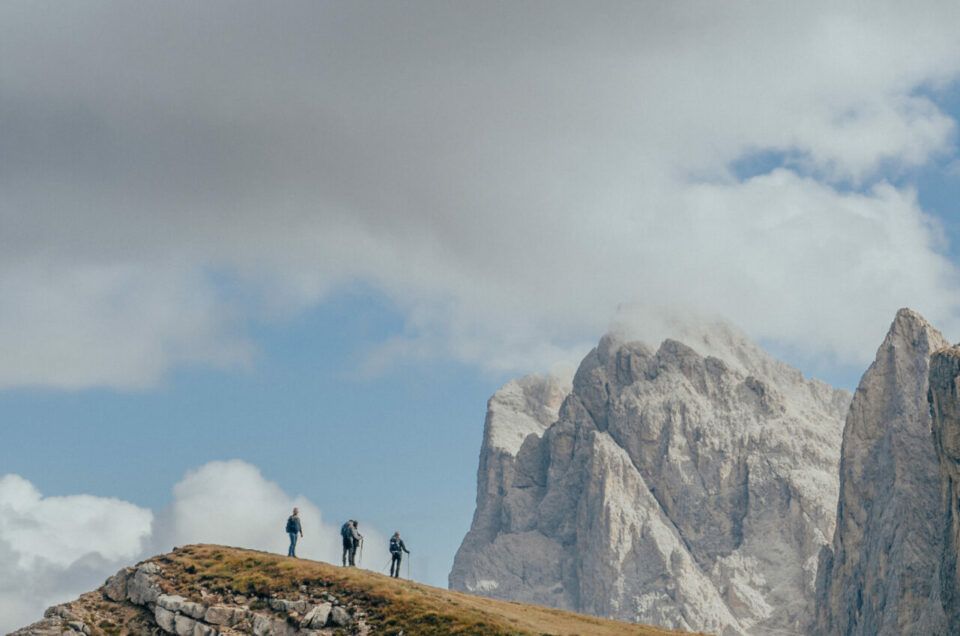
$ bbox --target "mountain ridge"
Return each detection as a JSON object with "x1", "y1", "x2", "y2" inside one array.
[{"x1": 10, "y1": 544, "x2": 694, "y2": 636}]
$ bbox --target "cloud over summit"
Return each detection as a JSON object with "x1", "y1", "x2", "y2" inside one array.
[{"x1": 2, "y1": 2, "x2": 960, "y2": 387}]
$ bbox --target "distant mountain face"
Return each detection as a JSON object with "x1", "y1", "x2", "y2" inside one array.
[
  {"x1": 929, "y1": 345, "x2": 960, "y2": 635},
  {"x1": 451, "y1": 321, "x2": 851, "y2": 635},
  {"x1": 815, "y1": 309, "x2": 949, "y2": 635}
]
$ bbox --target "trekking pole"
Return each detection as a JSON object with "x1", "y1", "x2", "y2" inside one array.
[
  {"x1": 406, "y1": 554, "x2": 410, "y2": 580},
  {"x1": 359, "y1": 538, "x2": 364, "y2": 567}
]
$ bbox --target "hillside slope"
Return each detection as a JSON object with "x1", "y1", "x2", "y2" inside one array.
[{"x1": 11, "y1": 544, "x2": 695, "y2": 636}]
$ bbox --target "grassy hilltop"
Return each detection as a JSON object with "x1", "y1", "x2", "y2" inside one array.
[
  {"x1": 22, "y1": 544, "x2": 698, "y2": 636},
  {"x1": 160, "y1": 545, "x2": 691, "y2": 635}
]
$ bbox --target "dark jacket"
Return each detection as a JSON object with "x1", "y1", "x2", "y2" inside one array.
[
  {"x1": 286, "y1": 515, "x2": 302, "y2": 534},
  {"x1": 341, "y1": 522, "x2": 362, "y2": 545},
  {"x1": 389, "y1": 536, "x2": 409, "y2": 554}
]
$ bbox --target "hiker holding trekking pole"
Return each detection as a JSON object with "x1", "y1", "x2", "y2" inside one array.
[{"x1": 341, "y1": 519, "x2": 363, "y2": 566}]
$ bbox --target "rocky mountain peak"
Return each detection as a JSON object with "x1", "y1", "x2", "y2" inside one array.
[
  {"x1": 814, "y1": 308, "x2": 949, "y2": 635},
  {"x1": 484, "y1": 373, "x2": 571, "y2": 455},
  {"x1": 453, "y1": 319, "x2": 850, "y2": 635},
  {"x1": 890, "y1": 306, "x2": 946, "y2": 348}
]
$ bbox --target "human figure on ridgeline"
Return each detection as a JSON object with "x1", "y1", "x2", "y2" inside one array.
[
  {"x1": 341, "y1": 519, "x2": 363, "y2": 566},
  {"x1": 389, "y1": 531, "x2": 410, "y2": 578},
  {"x1": 286, "y1": 507, "x2": 303, "y2": 558}
]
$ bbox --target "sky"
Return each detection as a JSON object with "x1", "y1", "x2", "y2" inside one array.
[{"x1": 3, "y1": 1, "x2": 960, "y2": 630}]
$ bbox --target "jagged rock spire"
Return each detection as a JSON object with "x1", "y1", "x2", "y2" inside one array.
[
  {"x1": 815, "y1": 308, "x2": 949, "y2": 635},
  {"x1": 929, "y1": 345, "x2": 960, "y2": 634}
]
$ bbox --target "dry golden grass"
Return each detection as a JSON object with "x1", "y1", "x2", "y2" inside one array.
[{"x1": 157, "y1": 544, "x2": 699, "y2": 636}]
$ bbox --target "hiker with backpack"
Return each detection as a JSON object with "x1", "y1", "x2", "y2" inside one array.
[
  {"x1": 389, "y1": 531, "x2": 410, "y2": 578},
  {"x1": 341, "y1": 519, "x2": 363, "y2": 566},
  {"x1": 286, "y1": 508, "x2": 303, "y2": 558}
]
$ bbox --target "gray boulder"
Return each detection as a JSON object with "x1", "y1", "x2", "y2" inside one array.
[
  {"x1": 252, "y1": 613, "x2": 296, "y2": 636},
  {"x1": 103, "y1": 569, "x2": 129, "y2": 602},
  {"x1": 157, "y1": 595, "x2": 189, "y2": 613},
  {"x1": 173, "y1": 613, "x2": 197, "y2": 636},
  {"x1": 128, "y1": 563, "x2": 162, "y2": 605},
  {"x1": 205, "y1": 604, "x2": 247, "y2": 626},
  {"x1": 329, "y1": 605, "x2": 351, "y2": 627},
  {"x1": 154, "y1": 606, "x2": 176, "y2": 633},
  {"x1": 301, "y1": 603, "x2": 332, "y2": 629}
]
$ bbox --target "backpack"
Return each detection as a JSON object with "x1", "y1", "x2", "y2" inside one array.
[
  {"x1": 341, "y1": 522, "x2": 352, "y2": 539},
  {"x1": 286, "y1": 516, "x2": 297, "y2": 533},
  {"x1": 390, "y1": 536, "x2": 401, "y2": 553}
]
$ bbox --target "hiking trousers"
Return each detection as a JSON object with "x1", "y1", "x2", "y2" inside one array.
[
  {"x1": 390, "y1": 552, "x2": 402, "y2": 577},
  {"x1": 342, "y1": 538, "x2": 357, "y2": 566},
  {"x1": 288, "y1": 532, "x2": 298, "y2": 557}
]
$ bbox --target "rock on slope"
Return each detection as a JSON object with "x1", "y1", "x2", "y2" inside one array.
[
  {"x1": 814, "y1": 309, "x2": 949, "y2": 635},
  {"x1": 13, "y1": 554, "x2": 367, "y2": 636},
  {"x1": 11, "y1": 544, "x2": 686, "y2": 636},
  {"x1": 451, "y1": 321, "x2": 850, "y2": 635}
]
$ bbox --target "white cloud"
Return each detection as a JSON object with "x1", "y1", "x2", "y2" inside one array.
[
  {"x1": 0, "y1": 475, "x2": 152, "y2": 630},
  {"x1": 2, "y1": 2, "x2": 960, "y2": 386},
  {"x1": 0, "y1": 461, "x2": 388, "y2": 632},
  {"x1": 151, "y1": 460, "x2": 389, "y2": 569}
]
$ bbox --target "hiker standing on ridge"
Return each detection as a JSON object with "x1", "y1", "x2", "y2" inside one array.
[
  {"x1": 286, "y1": 508, "x2": 303, "y2": 558},
  {"x1": 389, "y1": 531, "x2": 410, "y2": 578},
  {"x1": 341, "y1": 520, "x2": 363, "y2": 566}
]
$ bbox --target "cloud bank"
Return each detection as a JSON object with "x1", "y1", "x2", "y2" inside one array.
[
  {"x1": 2, "y1": 2, "x2": 960, "y2": 387},
  {"x1": 0, "y1": 461, "x2": 385, "y2": 632}
]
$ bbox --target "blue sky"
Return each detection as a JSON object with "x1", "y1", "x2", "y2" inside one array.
[
  {"x1": 0, "y1": 288, "x2": 508, "y2": 586},
  {"x1": 5, "y1": 2, "x2": 960, "y2": 630}
]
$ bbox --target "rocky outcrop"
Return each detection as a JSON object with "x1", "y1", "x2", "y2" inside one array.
[
  {"x1": 11, "y1": 544, "x2": 691, "y2": 635},
  {"x1": 929, "y1": 345, "x2": 960, "y2": 634},
  {"x1": 12, "y1": 558, "x2": 366, "y2": 636},
  {"x1": 451, "y1": 321, "x2": 850, "y2": 635},
  {"x1": 450, "y1": 373, "x2": 570, "y2": 602},
  {"x1": 815, "y1": 308, "x2": 948, "y2": 635}
]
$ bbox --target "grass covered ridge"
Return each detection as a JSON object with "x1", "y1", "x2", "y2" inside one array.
[{"x1": 155, "y1": 544, "x2": 695, "y2": 636}]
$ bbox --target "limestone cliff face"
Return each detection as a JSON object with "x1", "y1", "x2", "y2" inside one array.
[
  {"x1": 451, "y1": 322, "x2": 850, "y2": 635},
  {"x1": 815, "y1": 309, "x2": 948, "y2": 636},
  {"x1": 929, "y1": 345, "x2": 960, "y2": 634},
  {"x1": 452, "y1": 373, "x2": 571, "y2": 601}
]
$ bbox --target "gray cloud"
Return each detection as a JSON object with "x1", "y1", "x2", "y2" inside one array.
[{"x1": 2, "y1": 1, "x2": 960, "y2": 387}]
